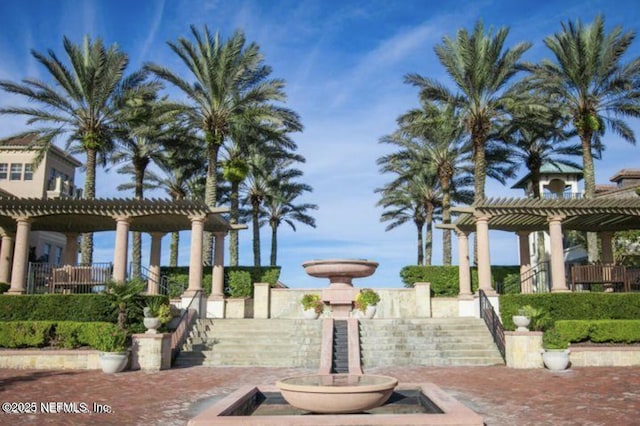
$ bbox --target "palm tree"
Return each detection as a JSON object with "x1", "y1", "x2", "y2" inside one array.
[
  {"x1": 262, "y1": 175, "x2": 317, "y2": 266},
  {"x1": 0, "y1": 35, "x2": 140, "y2": 264},
  {"x1": 405, "y1": 20, "x2": 531, "y2": 203},
  {"x1": 375, "y1": 180, "x2": 426, "y2": 265},
  {"x1": 522, "y1": 14, "x2": 640, "y2": 261},
  {"x1": 146, "y1": 26, "x2": 302, "y2": 263},
  {"x1": 397, "y1": 101, "x2": 474, "y2": 265}
]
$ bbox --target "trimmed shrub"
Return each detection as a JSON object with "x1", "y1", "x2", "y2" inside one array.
[
  {"x1": 0, "y1": 321, "x2": 123, "y2": 350},
  {"x1": 500, "y1": 293, "x2": 640, "y2": 330},
  {"x1": 0, "y1": 294, "x2": 115, "y2": 322},
  {"x1": 160, "y1": 266, "x2": 281, "y2": 297},
  {"x1": 551, "y1": 320, "x2": 640, "y2": 345},
  {"x1": 400, "y1": 265, "x2": 479, "y2": 297},
  {"x1": 0, "y1": 321, "x2": 56, "y2": 348},
  {"x1": 227, "y1": 270, "x2": 253, "y2": 298}
]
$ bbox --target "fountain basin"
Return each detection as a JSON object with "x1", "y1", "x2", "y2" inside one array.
[
  {"x1": 275, "y1": 374, "x2": 397, "y2": 414},
  {"x1": 302, "y1": 259, "x2": 378, "y2": 285}
]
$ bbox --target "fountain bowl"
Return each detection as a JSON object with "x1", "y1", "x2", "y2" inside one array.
[
  {"x1": 275, "y1": 374, "x2": 397, "y2": 414},
  {"x1": 302, "y1": 259, "x2": 379, "y2": 281}
]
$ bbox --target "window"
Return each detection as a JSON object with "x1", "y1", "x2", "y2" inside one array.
[
  {"x1": 0, "y1": 163, "x2": 7, "y2": 180},
  {"x1": 42, "y1": 244, "x2": 51, "y2": 263},
  {"x1": 10, "y1": 163, "x2": 22, "y2": 180},
  {"x1": 24, "y1": 164, "x2": 33, "y2": 181},
  {"x1": 54, "y1": 246, "x2": 63, "y2": 265}
]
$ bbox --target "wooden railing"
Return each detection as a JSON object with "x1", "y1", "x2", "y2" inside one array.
[
  {"x1": 50, "y1": 263, "x2": 112, "y2": 293},
  {"x1": 570, "y1": 264, "x2": 640, "y2": 292}
]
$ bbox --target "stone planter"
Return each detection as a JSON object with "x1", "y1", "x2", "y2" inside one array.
[
  {"x1": 541, "y1": 349, "x2": 571, "y2": 371},
  {"x1": 98, "y1": 351, "x2": 129, "y2": 374},
  {"x1": 512, "y1": 315, "x2": 531, "y2": 332},
  {"x1": 302, "y1": 307, "x2": 320, "y2": 319},
  {"x1": 143, "y1": 317, "x2": 162, "y2": 334}
]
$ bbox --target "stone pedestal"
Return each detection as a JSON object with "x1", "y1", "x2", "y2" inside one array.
[
  {"x1": 207, "y1": 297, "x2": 226, "y2": 318},
  {"x1": 505, "y1": 331, "x2": 543, "y2": 368},
  {"x1": 131, "y1": 333, "x2": 171, "y2": 371},
  {"x1": 253, "y1": 282, "x2": 270, "y2": 319},
  {"x1": 414, "y1": 282, "x2": 431, "y2": 318},
  {"x1": 226, "y1": 298, "x2": 253, "y2": 318}
]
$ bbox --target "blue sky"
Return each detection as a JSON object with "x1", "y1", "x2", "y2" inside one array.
[{"x1": 1, "y1": 0, "x2": 640, "y2": 288}]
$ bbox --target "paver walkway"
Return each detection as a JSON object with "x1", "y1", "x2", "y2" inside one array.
[{"x1": 0, "y1": 365, "x2": 638, "y2": 425}]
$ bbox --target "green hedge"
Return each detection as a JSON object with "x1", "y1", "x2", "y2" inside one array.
[
  {"x1": 160, "y1": 266, "x2": 281, "y2": 297},
  {"x1": 400, "y1": 265, "x2": 519, "y2": 297},
  {"x1": 500, "y1": 293, "x2": 640, "y2": 330},
  {"x1": 0, "y1": 321, "x2": 120, "y2": 349},
  {"x1": 549, "y1": 320, "x2": 640, "y2": 347},
  {"x1": 0, "y1": 294, "x2": 167, "y2": 333},
  {"x1": 0, "y1": 282, "x2": 9, "y2": 294}
]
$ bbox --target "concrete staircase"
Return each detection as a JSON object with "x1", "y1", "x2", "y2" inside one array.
[
  {"x1": 174, "y1": 319, "x2": 323, "y2": 368},
  {"x1": 359, "y1": 318, "x2": 504, "y2": 367}
]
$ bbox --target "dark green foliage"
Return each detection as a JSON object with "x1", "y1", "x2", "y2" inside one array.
[
  {"x1": 160, "y1": 266, "x2": 281, "y2": 297},
  {"x1": 0, "y1": 321, "x2": 124, "y2": 350},
  {"x1": 502, "y1": 273, "x2": 521, "y2": 294},
  {"x1": 0, "y1": 295, "x2": 115, "y2": 322},
  {"x1": 227, "y1": 270, "x2": 253, "y2": 298},
  {"x1": 0, "y1": 321, "x2": 55, "y2": 348},
  {"x1": 400, "y1": 265, "x2": 520, "y2": 296},
  {"x1": 549, "y1": 320, "x2": 640, "y2": 347},
  {"x1": 500, "y1": 293, "x2": 640, "y2": 329},
  {"x1": 491, "y1": 266, "x2": 521, "y2": 292},
  {"x1": 0, "y1": 282, "x2": 9, "y2": 294}
]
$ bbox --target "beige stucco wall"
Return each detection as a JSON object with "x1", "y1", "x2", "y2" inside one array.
[
  {"x1": 505, "y1": 331, "x2": 544, "y2": 368},
  {"x1": 570, "y1": 347, "x2": 640, "y2": 367},
  {"x1": 0, "y1": 350, "x2": 100, "y2": 369}
]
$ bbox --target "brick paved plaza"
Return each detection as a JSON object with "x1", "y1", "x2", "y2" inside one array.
[{"x1": 1, "y1": 366, "x2": 639, "y2": 425}]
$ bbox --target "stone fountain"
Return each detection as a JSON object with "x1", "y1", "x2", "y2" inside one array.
[{"x1": 302, "y1": 258, "x2": 379, "y2": 318}]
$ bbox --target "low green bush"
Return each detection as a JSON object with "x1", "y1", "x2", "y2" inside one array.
[
  {"x1": 500, "y1": 293, "x2": 640, "y2": 329},
  {"x1": 227, "y1": 270, "x2": 253, "y2": 298},
  {"x1": 0, "y1": 295, "x2": 114, "y2": 322},
  {"x1": 0, "y1": 321, "x2": 123, "y2": 350},
  {"x1": 160, "y1": 266, "x2": 281, "y2": 297},
  {"x1": 550, "y1": 320, "x2": 640, "y2": 346},
  {"x1": 0, "y1": 321, "x2": 56, "y2": 348}
]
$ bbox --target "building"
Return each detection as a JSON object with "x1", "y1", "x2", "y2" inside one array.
[{"x1": 0, "y1": 136, "x2": 82, "y2": 277}]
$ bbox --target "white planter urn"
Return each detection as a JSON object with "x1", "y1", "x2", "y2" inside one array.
[
  {"x1": 364, "y1": 305, "x2": 377, "y2": 319},
  {"x1": 512, "y1": 315, "x2": 531, "y2": 332},
  {"x1": 302, "y1": 307, "x2": 320, "y2": 319},
  {"x1": 541, "y1": 349, "x2": 571, "y2": 371},
  {"x1": 143, "y1": 317, "x2": 162, "y2": 334},
  {"x1": 99, "y1": 352, "x2": 129, "y2": 374}
]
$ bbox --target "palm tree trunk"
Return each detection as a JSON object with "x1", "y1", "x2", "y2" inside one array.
[
  {"x1": 425, "y1": 206, "x2": 434, "y2": 266},
  {"x1": 580, "y1": 131, "x2": 599, "y2": 262},
  {"x1": 229, "y1": 181, "x2": 239, "y2": 267},
  {"x1": 203, "y1": 138, "x2": 221, "y2": 265},
  {"x1": 471, "y1": 134, "x2": 487, "y2": 266},
  {"x1": 416, "y1": 221, "x2": 424, "y2": 265},
  {"x1": 170, "y1": 231, "x2": 179, "y2": 267},
  {"x1": 131, "y1": 168, "x2": 145, "y2": 278},
  {"x1": 252, "y1": 200, "x2": 261, "y2": 267},
  {"x1": 270, "y1": 224, "x2": 278, "y2": 266},
  {"x1": 80, "y1": 148, "x2": 97, "y2": 264},
  {"x1": 441, "y1": 179, "x2": 452, "y2": 266}
]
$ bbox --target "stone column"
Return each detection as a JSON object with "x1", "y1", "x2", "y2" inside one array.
[
  {"x1": 457, "y1": 230, "x2": 472, "y2": 297},
  {"x1": 8, "y1": 218, "x2": 31, "y2": 294},
  {"x1": 210, "y1": 232, "x2": 226, "y2": 299},
  {"x1": 600, "y1": 232, "x2": 614, "y2": 264},
  {"x1": 253, "y1": 282, "x2": 271, "y2": 319},
  {"x1": 518, "y1": 231, "x2": 532, "y2": 293},
  {"x1": 63, "y1": 233, "x2": 79, "y2": 265},
  {"x1": 148, "y1": 232, "x2": 164, "y2": 295},
  {"x1": 475, "y1": 215, "x2": 495, "y2": 295},
  {"x1": 186, "y1": 216, "x2": 205, "y2": 295},
  {"x1": 112, "y1": 217, "x2": 130, "y2": 283},
  {"x1": 548, "y1": 216, "x2": 569, "y2": 292},
  {"x1": 0, "y1": 231, "x2": 15, "y2": 284}
]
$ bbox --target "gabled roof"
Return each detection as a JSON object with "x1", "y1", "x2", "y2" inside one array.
[{"x1": 511, "y1": 163, "x2": 583, "y2": 189}]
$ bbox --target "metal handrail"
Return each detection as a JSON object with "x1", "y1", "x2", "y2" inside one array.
[
  {"x1": 479, "y1": 290, "x2": 505, "y2": 361},
  {"x1": 170, "y1": 290, "x2": 202, "y2": 363},
  {"x1": 520, "y1": 261, "x2": 551, "y2": 293}
]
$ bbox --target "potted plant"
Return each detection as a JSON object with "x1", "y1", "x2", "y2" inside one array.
[
  {"x1": 513, "y1": 305, "x2": 551, "y2": 332},
  {"x1": 95, "y1": 327, "x2": 129, "y2": 374},
  {"x1": 143, "y1": 298, "x2": 172, "y2": 334},
  {"x1": 301, "y1": 294, "x2": 324, "y2": 319},
  {"x1": 541, "y1": 328, "x2": 571, "y2": 371},
  {"x1": 355, "y1": 288, "x2": 380, "y2": 319}
]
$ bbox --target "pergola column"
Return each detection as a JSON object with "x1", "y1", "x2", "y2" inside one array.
[
  {"x1": 548, "y1": 216, "x2": 569, "y2": 292},
  {"x1": 210, "y1": 232, "x2": 226, "y2": 300},
  {"x1": 186, "y1": 216, "x2": 205, "y2": 295},
  {"x1": 0, "y1": 230, "x2": 15, "y2": 284},
  {"x1": 475, "y1": 215, "x2": 495, "y2": 295},
  {"x1": 8, "y1": 218, "x2": 31, "y2": 294},
  {"x1": 112, "y1": 216, "x2": 130, "y2": 283},
  {"x1": 63, "y1": 233, "x2": 79, "y2": 265},
  {"x1": 456, "y1": 229, "x2": 472, "y2": 297},
  {"x1": 148, "y1": 232, "x2": 164, "y2": 295},
  {"x1": 600, "y1": 232, "x2": 614, "y2": 264},
  {"x1": 518, "y1": 231, "x2": 533, "y2": 293}
]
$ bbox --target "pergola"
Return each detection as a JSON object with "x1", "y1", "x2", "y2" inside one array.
[
  {"x1": 0, "y1": 197, "x2": 243, "y2": 302},
  {"x1": 443, "y1": 197, "x2": 640, "y2": 295}
]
